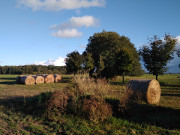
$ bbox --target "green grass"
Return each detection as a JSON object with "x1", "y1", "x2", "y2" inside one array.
[{"x1": 0, "y1": 74, "x2": 180, "y2": 134}]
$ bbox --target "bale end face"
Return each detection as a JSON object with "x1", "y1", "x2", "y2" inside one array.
[
  {"x1": 54, "y1": 75, "x2": 63, "y2": 83},
  {"x1": 146, "y1": 79, "x2": 161, "y2": 104},
  {"x1": 44, "y1": 74, "x2": 54, "y2": 83},
  {"x1": 127, "y1": 79, "x2": 161, "y2": 104},
  {"x1": 21, "y1": 76, "x2": 36, "y2": 85}
]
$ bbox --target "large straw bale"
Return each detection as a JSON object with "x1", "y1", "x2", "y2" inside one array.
[
  {"x1": 32, "y1": 75, "x2": 44, "y2": 84},
  {"x1": 20, "y1": 76, "x2": 35, "y2": 85},
  {"x1": 16, "y1": 75, "x2": 24, "y2": 83},
  {"x1": 54, "y1": 74, "x2": 63, "y2": 83},
  {"x1": 126, "y1": 79, "x2": 161, "y2": 104},
  {"x1": 43, "y1": 74, "x2": 54, "y2": 83}
]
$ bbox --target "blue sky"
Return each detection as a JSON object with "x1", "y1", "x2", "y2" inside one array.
[{"x1": 0, "y1": 0, "x2": 180, "y2": 72}]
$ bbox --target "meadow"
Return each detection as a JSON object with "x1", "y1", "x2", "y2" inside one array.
[{"x1": 0, "y1": 74, "x2": 180, "y2": 135}]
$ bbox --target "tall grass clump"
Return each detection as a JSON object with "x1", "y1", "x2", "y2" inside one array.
[
  {"x1": 44, "y1": 76, "x2": 131, "y2": 122},
  {"x1": 72, "y1": 76, "x2": 111, "y2": 98}
]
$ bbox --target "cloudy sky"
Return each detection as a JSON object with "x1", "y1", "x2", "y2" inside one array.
[{"x1": 0, "y1": 0, "x2": 180, "y2": 72}]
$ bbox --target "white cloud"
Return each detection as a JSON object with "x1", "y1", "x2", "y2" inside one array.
[
  {"x1": 52, "y1": 29, "x2": 82, "y2": 38},
  {"x1": 167, "y1": 35, "x2": 180, "y2": 73},
  {"x1": 50, "y1": 15, "x2": 98, "y2": 38},
  {"x1": 33, "y1": 57, "x2": 65, "y2": 66},
  {"x1": 70, "y1": 16, "x2": 97, "y2": 28},
  {"x1": 175, "y1": 35, "x2": 180, "y2": 49},
  {"x1": 17, "y1": 0, "x2": 105, "y2": 11},
  {"x1": 50, "y1": 16, "x2": 98, "y2": 30}
]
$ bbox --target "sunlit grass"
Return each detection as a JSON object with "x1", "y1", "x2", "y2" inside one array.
[{"x1": 0, "y1": 74, "x2": 180, "y2": 134}]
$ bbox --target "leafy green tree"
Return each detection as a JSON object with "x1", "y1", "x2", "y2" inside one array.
[
  {"x1": 82, "y1": 52, "x2": 94, "y2": 73},
  {"x1": 139, "y1": 34, "x2": 177, "y2": 80},
  {"x1": 86, "y1": 30, "x2": 142, "y2": 79},
  {"x1": 114, "y1": 48, "x2": 133, "y2": 84},
  {"x1": 65, "y1": 51, "x2": 83, "y2": 75},
  {"x1": 97, "y1": 55, "x2": 105, "y2": 77}
]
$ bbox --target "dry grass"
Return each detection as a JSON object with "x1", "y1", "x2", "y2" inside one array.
[
  {"x1": 82, "y1": 95, "x2": 112, "y2": 122},
  {"x1": 47, "y1": 90, "x2": 68, "y2": 120},
  {"x1": 72, "y1": 76, "x2": 111, "y2": 98}
]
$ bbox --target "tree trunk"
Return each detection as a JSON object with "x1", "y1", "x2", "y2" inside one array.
[{"x1": 156, "y1": 75, "x2": 158, "y2": 80}]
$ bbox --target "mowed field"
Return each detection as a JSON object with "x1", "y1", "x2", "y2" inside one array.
[{"x1": 0, "y1": 74, "x2": 180, "y2": 135}]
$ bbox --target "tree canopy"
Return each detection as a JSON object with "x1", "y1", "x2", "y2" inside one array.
[
  {"x1": 139, "y1": 34, "x2": 177, "y2": 80},
  {"x1": 65, "y1": 51, "x2": 83, "y2": 75},
  {"x1": 85, "y1": 31, "x2": 143, "y2": 79}
]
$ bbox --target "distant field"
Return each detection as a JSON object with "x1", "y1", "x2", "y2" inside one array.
[{"x1": 0, "y1": 74, "x2": 180, "y2": 134}]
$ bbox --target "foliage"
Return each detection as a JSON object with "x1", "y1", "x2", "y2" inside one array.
[
  {"x1": 82, "y1": 52, "x2": 94, "y2": 73},
  {"x1": 139, "y1": 34, "x2": 177, "y2": 80},
  {"x1": 65, "y1": 51, "x2": 83, "y2": 75},
  {"x1": 0, "y1": 65, "x2": 66, "y2": 75},
  {"x1": 86, "y1": 30, "x2": 142, "y2": 78}
]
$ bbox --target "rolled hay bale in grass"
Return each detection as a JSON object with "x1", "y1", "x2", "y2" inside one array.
[
  {"x1": 16, "y1": 75, "x2": 24, "y2": 83},
  {"x1": 20, "y1": 76, "x2": 35, "y2": 85},
  {"x1": 32, "y1": 75, "x2": 44, "y2": 84},
  {"x1": 40, "y1": 74, "x2": 47, "y2": 77},
  {"x1": 126, "y1": 79, "x2": 161, "y2": 104},
  {"x1": 54, "y1": 74, "x2": 63, "y2": 83},
  {"x1": 43, "y1": 74, "x2": 54, "y2": 83}
]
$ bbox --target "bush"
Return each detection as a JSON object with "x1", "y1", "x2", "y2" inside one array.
[
  {"x1": 47, "y1": 90, "x2": 69, "y2": 120},
  {"x1": 82, "y1": 95, "x2": 112, "y2": 122}
]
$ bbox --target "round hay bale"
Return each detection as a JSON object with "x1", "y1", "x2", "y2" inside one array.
[
  {"x1": 54, "y1": 74, "x2": 63, "y2": 83},
  {"x1": 43, "y1": 74, "x2": 54, "y2": 83},
  {"x1": 126, "y1": 79, "x2": 161, "y2": 104},
  {"x1": 32, "y1": 75, "x2": 44, "y2": 84},
  {"x1": 20, "y1": 76, "x2": 35, "y2": 85},
  {"x1": 16, "y1": 75, "x2": 24, "y2": 83}
]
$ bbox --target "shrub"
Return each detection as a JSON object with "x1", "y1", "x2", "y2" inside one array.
[
  {"x1": 82, "y1": 95, "x2": 112, "y2": 122},
  {"x1": 47, "y1": 90, "x2": 69, "y2": 120}
]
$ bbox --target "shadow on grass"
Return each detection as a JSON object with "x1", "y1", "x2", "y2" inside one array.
[
  {"x1": 0, "y1": 81, "x2": 17, "y2": 85},
  {"x1": 0, "y1": 77, "x2": 17, "y2": 85},
  {"x1": 106, "y1": 99, "x2": 180, "y2": 130},
  {"x1": 110, "y1": 82, "x2": 127, "y2": 86},
  {"x1": 160, "y1": 82, "x2": 180, "y2": 87},
  {"x1": 0, "y1": 78, "x2": 16, "y2": 80},
  {"x1": 1, "y1": 93, "x2": 180, "y2": 130},
  {"x1": 161, "y1": 93, "x2": 180, "y2": 97},
  {"x1": 0, "y1": 92, "x2": 52, "y2": 118},
  {"x1": 0, "y1": 78, "x2": 71, "y2": 85}
]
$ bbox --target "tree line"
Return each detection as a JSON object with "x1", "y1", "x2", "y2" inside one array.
[
  {"x1": 0, "y1": 65, "x2": 66, "y2": 75},
  {"x1": 66, "y1": 31, "x2": 178, "y2": 81},
  {"x1": 1, "y1": 31, "x2": 178, "y2": 81}
]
